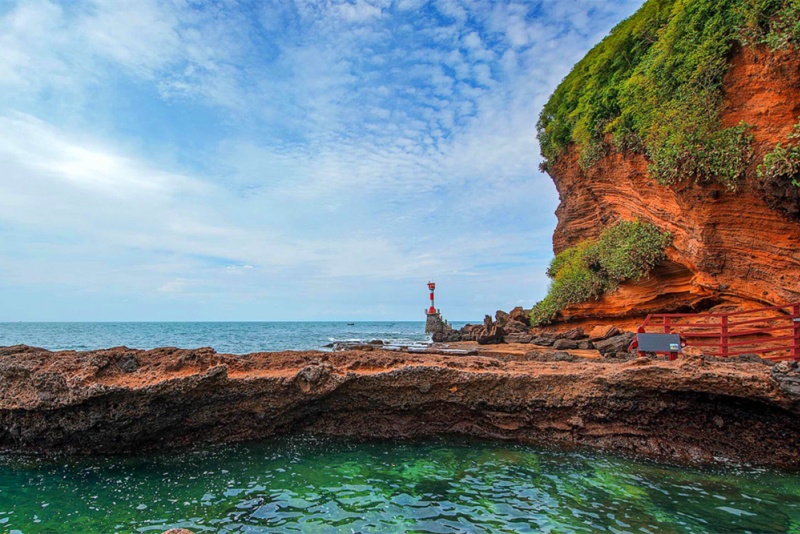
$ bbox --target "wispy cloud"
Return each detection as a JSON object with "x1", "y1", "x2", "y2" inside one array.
[{"x1": 0, "y1": 0, "x2": 643, "y2": 320}]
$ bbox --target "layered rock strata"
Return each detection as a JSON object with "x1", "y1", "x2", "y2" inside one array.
[
  {"x1": 549, "y1": 45, "x2": 800, "y2": 322},
  {"x1": 3, "y1": 345, "x2": 800, "y2": 468}
]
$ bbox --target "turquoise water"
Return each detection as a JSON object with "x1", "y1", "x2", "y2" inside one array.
[
  {"x1": 1, "y1": 436, "x2": 800, "y2": 533},
  {"x1": 0, "y1": 322, "x2": 470, "y2": 354}
]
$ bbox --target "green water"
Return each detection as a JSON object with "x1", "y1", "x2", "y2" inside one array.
[{"x1": 1, "y1": 437, "x2": 800, "y2": 533}]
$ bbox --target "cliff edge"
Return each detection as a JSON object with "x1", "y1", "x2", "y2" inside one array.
[
  {"x1": 3, "y1": 344, "x2": 800, "y2": 467},
  {"x1": 536, "y1": 0, "x2": 800, "y2": 324}
]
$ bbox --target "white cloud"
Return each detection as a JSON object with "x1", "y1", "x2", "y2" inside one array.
[{"x1": 0, "y1": 0, "x2": 645, "y2": 320}]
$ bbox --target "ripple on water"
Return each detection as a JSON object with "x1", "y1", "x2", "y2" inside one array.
[{"x1": 0, "y1": 436, "x2": 799, "y2": 533}]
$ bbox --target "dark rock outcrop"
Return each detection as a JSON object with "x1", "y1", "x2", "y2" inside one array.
[
  {"x1": 504, "y1": 333, "x2": 533, "y2": 344},
  {"x1": 508, "y1": 306, "x2": 531, "y2": 327},
  {"x1": 557, "y1": 327, "x2": 588, "y2": 341},
  {"x1": 475, "y1": 315, "x2": 505, "y2": 345},
  {"x1": 593, "y1": 332, "x2": 636, "y2": 355}
]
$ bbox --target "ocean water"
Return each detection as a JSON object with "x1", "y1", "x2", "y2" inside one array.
[
  {"x1": 1, "y1": 436, "x2": 800, "y2": 533},
  {"x1": 3, "y1": 323, "x2": 800, "y2": 533},
  {"x1": 0, "y1": 321, "x2": 469, "y2": 354}
]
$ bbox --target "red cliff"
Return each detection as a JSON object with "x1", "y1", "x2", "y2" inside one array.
[{"x1": 549, "y1": 45, "x2": 800, "y2": 323}]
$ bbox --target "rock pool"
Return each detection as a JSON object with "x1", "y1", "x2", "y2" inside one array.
[{"x1": 1, "y1": 436, "x2": 799, "y2": 533}]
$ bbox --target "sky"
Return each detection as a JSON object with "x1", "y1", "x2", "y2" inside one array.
[{"x1": 0, "y1": 0, "x2": 643, "y2": 322}]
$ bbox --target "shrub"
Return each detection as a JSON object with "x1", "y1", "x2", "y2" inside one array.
[
  {"x1": 537, "y1": 0, "x2": 799, "y2": 189},
  {"x1": 756, "y1": 119, "x2": 800, "y2": 218},
  {"x1": 758, "y1": 120, "x2": 800, "y2": 187},
  {"x1": 530, "y1": 221, "x2": 672, "y2": 326}
]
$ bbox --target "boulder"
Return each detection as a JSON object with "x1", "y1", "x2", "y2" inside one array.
[
  {"x1": 476, "y1": 315, "x2": 505, "y2": 345},
  {"x1": 503, "y1": 319, "x2": 529, "y2": 333},
  {"x1": 504, "y1": 333, "x2": 533, "y2": 344},
  {"x1": 557, "y1": 327, "x2": 587, "y2": 341},
  {"x1": 531, "y1": 334, "x2": 556, "y2": 347},
  {"x1": 576, "y1": 340, "x2": 594, "y2": 350},
  {"x1": 508, "y1": 306, "x2": 531, "y2": 327},
  {"x1": 588, "y1": 325, "x2": 621, "y2": 341},
  {"x1": 552, "y1": 339, "x2": 579, "y2": 350},
  {"x1": 593, "y1": 332, "x2": 636, "y2": 355},
  {"x1": 433, "y1": 331, "x2": 463, "y2": 343},
  {"x1": 477, "y1": 329, "x2": 505, "y2": 345},
  {"x1": 495, "y1": 310, "x2": 510, "y2": 327}
]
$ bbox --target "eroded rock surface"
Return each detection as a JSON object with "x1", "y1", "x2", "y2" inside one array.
[{"x1": 1, "y1": 345, "x2": 800, "y2": 468}]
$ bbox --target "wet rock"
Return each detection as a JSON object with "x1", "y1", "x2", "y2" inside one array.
[{"x1": 593, "y1": 332, "x2": 635, "y2": 355}]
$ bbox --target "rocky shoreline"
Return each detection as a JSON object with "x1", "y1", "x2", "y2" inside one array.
[
  {"x1": 430, "y1": 306, "x2": 637, "y2": 356},
  {"x1": 2, "y1": 344, "x2": 800, "y2": 468}
]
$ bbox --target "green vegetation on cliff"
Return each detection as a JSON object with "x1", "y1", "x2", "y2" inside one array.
[
  {"x1": 757, "y1": 118, "x2": 800, "y2": 218},
  {"x1": 758, "y1": 119, "x2": 800, "y2": 188},
  {"x1": 530, "y1": 221, "x2": 672, "y2": 326},
  {"x1": 537, "y1": 0, "x2": 800, "y2": 190}
]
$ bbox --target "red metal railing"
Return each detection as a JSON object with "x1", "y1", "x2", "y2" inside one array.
[{"x1": 637, "y1": 302, "x2": 800, "y2": 361}]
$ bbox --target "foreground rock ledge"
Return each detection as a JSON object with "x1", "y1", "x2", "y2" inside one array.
[{"x1": 2, "y1": 345, "x2": 800, "y2": 468}]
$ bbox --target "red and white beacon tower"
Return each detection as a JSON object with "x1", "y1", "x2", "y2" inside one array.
[
  {"x1": 427, "y1": 281, "x2": 437, "y2": 315},
  {"x1": 425, "y1": 281, "x2": 451, "y2": 335}
]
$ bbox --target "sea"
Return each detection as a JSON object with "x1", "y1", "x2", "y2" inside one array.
[
  {"x1": 1, "y1": 322, "x2": 800, "y2": 533},
  {"x1": 0, "y1": 321, "x2": 472, "y2": 354}
]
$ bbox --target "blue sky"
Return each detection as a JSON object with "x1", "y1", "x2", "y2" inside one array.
[{"x1": 0, "y1": 0, "x2": 642, "y2": 321}]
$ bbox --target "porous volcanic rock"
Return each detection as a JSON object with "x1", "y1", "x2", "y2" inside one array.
[
  {"x1": 2, "y1": 345, "x2": 800, "y2": 468},
  {"x1": 548, "y1": 45, "x2": 800, "y2": 323}
]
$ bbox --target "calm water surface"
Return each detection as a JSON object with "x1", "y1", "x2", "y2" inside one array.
[{"x1": 1, "y1": 437, "x2": 799, "y2": 533}]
